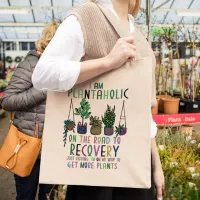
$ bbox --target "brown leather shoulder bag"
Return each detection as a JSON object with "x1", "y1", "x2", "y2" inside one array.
[{"x1": 0, "y1": 113, "x2": 42, "y2": 177}]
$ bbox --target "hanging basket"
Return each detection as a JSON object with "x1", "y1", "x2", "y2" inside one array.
[
  {"x1": 119, "y1": 127, "x2": 127, "y2": 136},
  {"x1": 115, "y1": 100, "x2": 127, "y2": 136}
]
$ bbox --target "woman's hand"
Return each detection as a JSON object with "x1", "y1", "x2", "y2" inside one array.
[
  {"x1": 105, "y1": 36, "x2": 136, "y2": 70},
  {"x1": 151, "y1": 138, "x2": 165, "y2": 200},
  {"x1": 153, "y1": 168, "x2": 165, "y2": 200}
]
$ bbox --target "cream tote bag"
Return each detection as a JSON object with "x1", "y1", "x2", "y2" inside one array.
[{"x1": 39, "y1": 4, "x2": 153, "y2": 188}]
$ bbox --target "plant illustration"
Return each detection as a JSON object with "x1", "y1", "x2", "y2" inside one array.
[
  {"x1": 90, "y1": 116, "x2": 102, "y2": 135},
  {"x1": 75, "y1": 98, "x2": 91, "y2": 134},
  {"x1": 102, "y1": 105, "x2": 116, "y2": 136},
  {"x1": 63, "y1": 120, "x2": 76, "y2": 147},
  {"x1": 115, "y1": 124, "x2": 127, "y2": 137}
]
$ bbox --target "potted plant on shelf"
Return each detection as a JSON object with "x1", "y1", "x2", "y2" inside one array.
[
  {"x1": 196, "y1": 78, "x2": 200, "y2": 101},
  {"x1": 102, "y1": 105, "x2": 116, "y2": 136},
  {"x1": 163, "y1": 96, "x2": 180, "y2": 114},
  {"x1": 152, "y1": 27, "x2": 176, "y2": 96},
  {"x1": 90, "y1": 116, "x2": 102, "y2": 135},
  {"x1": 177, "y1": 25, "x2": 200, "y2": 113},
  {"x1": 75, "y1": 98, "x2": 91, "y2": 134},
  {"x1": 152, "y1": 26, "x2": 180, "y2": 114},
  {"x1": 115, "y1": 124, "x2": 127, "y2": 137},
  {"x1": 63, "y1": 120, "x2": 76, "y2": 147},
  {"x1": 152, "y1": 98, "x2": 160, "y2": 115}
]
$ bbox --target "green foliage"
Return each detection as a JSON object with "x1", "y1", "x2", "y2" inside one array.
[
  {"x1": 63, "y1": 120, "x2": 76, "y2": 147},
  {"x1": 0, "y1": 79, "x2": 8, "y2": 89},
  {"x1": 152, "y1": 27, "x2": 176, "y2": 42},
  {"x1": 157, "y1": 129, "x2": 200, "y2": 200},
  {"x1": 90, "y1": 116, "x2": 102, "y2": 127},
  {"x1": 102, "y1": 105, "x2": 116, "y2": 128},
  {"x1": 115, "y1": 124, "x2": 125, "y2": 137},
  {"x1": 75, "y1": 98, "x2": 91, "y2": 125},
  {"x1": 64, "y1": 120, "x2": 76, "y2": 130}
]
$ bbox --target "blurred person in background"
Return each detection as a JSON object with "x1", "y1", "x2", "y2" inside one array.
[
  {"x1": 0, "y1": 60, "x2": 5, "y2": 79},
  {"x1": 1, "y1": 22, "x2": 59, "y2": 200}
]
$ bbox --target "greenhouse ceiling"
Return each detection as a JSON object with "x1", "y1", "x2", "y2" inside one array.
[{"x1": 0, "y1": 0, "x2": 199, "y2": 40}]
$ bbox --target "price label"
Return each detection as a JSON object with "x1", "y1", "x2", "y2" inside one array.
[{"x1": 193, "y1": 104, "x2": 198, "y2": 109}]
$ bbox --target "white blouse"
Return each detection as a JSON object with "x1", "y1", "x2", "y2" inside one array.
[{"x1": 32, "y1": 0, "x2": 157, "y2": 138}]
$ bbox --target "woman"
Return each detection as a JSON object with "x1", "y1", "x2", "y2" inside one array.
[
  {"x1": 32, "y1": 0, "x2": 164, "y2": 200},
  {"x1": 1, "y1": 22, "x2": 59, "y2": 200}
]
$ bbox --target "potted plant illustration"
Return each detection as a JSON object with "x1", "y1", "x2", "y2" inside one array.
[
  {"x1": 115, "y1": 124, "x2": 127, "y2": 137},
  {"x1": 75, "y1": 98, "x2": 91, "y2": 134},
  {"x1": 90, "y1": 116, "x2": 102, "y2": 135},
  {"x1": 102, "y1": 105, "x2": 116, "y2": 136},
  {"x1": 63, "y1": 120, "x2": 76, "y2": 147}
]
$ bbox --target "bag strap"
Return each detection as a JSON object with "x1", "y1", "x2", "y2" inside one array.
[
  {"x1": 34, "y1": 124, "x2": 39, "y2": 138},
  {"x1": 10, "y1": 112, "x2": 14, "y2": 124},
  {"x1": 96, "y1": 3, "x2": 132, "y2": 38},
  {"x1": 5, "y1": 138, "x2": 27, "y2": 170}
]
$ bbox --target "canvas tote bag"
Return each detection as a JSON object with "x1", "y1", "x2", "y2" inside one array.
[{"x1": 39, "y1": 4, "x2": 153, "y2": 188}]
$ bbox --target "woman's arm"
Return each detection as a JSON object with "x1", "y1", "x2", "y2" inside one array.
[
  {"x1": 152, "y1": 138, "x2": 165, "y2": 200},
  {"x1": 1, "y1": 59, "x2": 46, "y2": 111},
  {"x1": 151, "y1": 116, "x2": 157, "y2": 138},
  {"x1": 32, "y1": 16, "x2": 136, "y2": 91}
]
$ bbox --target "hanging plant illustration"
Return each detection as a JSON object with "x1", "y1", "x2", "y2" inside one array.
[
  {"x1": 63, "y1": 120, "x2": 76, "y2": 147},
  {"x1": 102, "y1": 105, "x2": 116, "y2": 136},
  {"x1": 90, "y1": 116, "x2": 102, "y2": 135},
  {"x1": 115, "y1": 124, "x2": 127, "y2": 137},
  {"x1": 75, "y1": 98, "x2": 91, "y2": 134},
  {"x1": 63, "y1": 99, "x2": 76, "y2": 147},
  {"x1": 115, "y1": 101, "x2": 127, "y2": 137}
]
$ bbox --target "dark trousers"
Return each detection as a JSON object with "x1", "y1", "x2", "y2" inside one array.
[
  {"x1": 14, "y1": 159, "x2": 56, "y2": 200},
  {"x1": 66, "y1": 162, "x2": 155, "y2": 200},
  {"x1": 66, "y1": 185, "x2": 155, "y2": 200}
]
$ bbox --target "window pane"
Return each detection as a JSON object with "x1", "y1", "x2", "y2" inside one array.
[
  {"x1": 19, "y1": 42, "x2": 28, "y2": 51},
  {"x1": 29, "y1": 42, "x2": 35, "y2": 50},
  {"x1": 6, "y1": 42, "x2": 11, "y2": 51},
  {"x1": 12, "y1": 42, "x2": 17, "y2": 51}
]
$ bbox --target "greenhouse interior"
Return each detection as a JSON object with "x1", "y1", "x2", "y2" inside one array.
[{"x1": 0, "y1": 0, "x2": 200, "y2": 199}]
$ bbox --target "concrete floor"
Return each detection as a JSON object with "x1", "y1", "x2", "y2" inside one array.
[{"x1": 0, "y1": 112, "x2": 15, "y2": 200}]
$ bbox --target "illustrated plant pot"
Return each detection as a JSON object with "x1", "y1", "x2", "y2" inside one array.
[
  {"x1": 152, "y1": 98, "x2": 160, "y2": 115},
  {"x1": 77, "y1": 122, "x2": 87, "y2": 134},
  {"x1": 184, "y1": 101, "x2": 200, "y2": 113},
  {"x1": 163, "y1": 98, "x2": 180, "y2": 114},
  {"x1": 68, "y1": 125, "x2": 74, "y2": 131},
  {"x1": 119, "y1": 128, "x2": 127, "y2": 136},
  {"x1": 91, "y1": 126, "x2": 102, "y2": 135},
  {"x1": 104, "y1": 127, "x2": 114, "y2": 136}
]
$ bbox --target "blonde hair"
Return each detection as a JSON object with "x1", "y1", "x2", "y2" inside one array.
[
  {"x1": 89, "y1": 0, "x2": 140, "y2": 18},
  {"x1": 35, "y1": 21, "x2": 59, "y2": 52}
]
